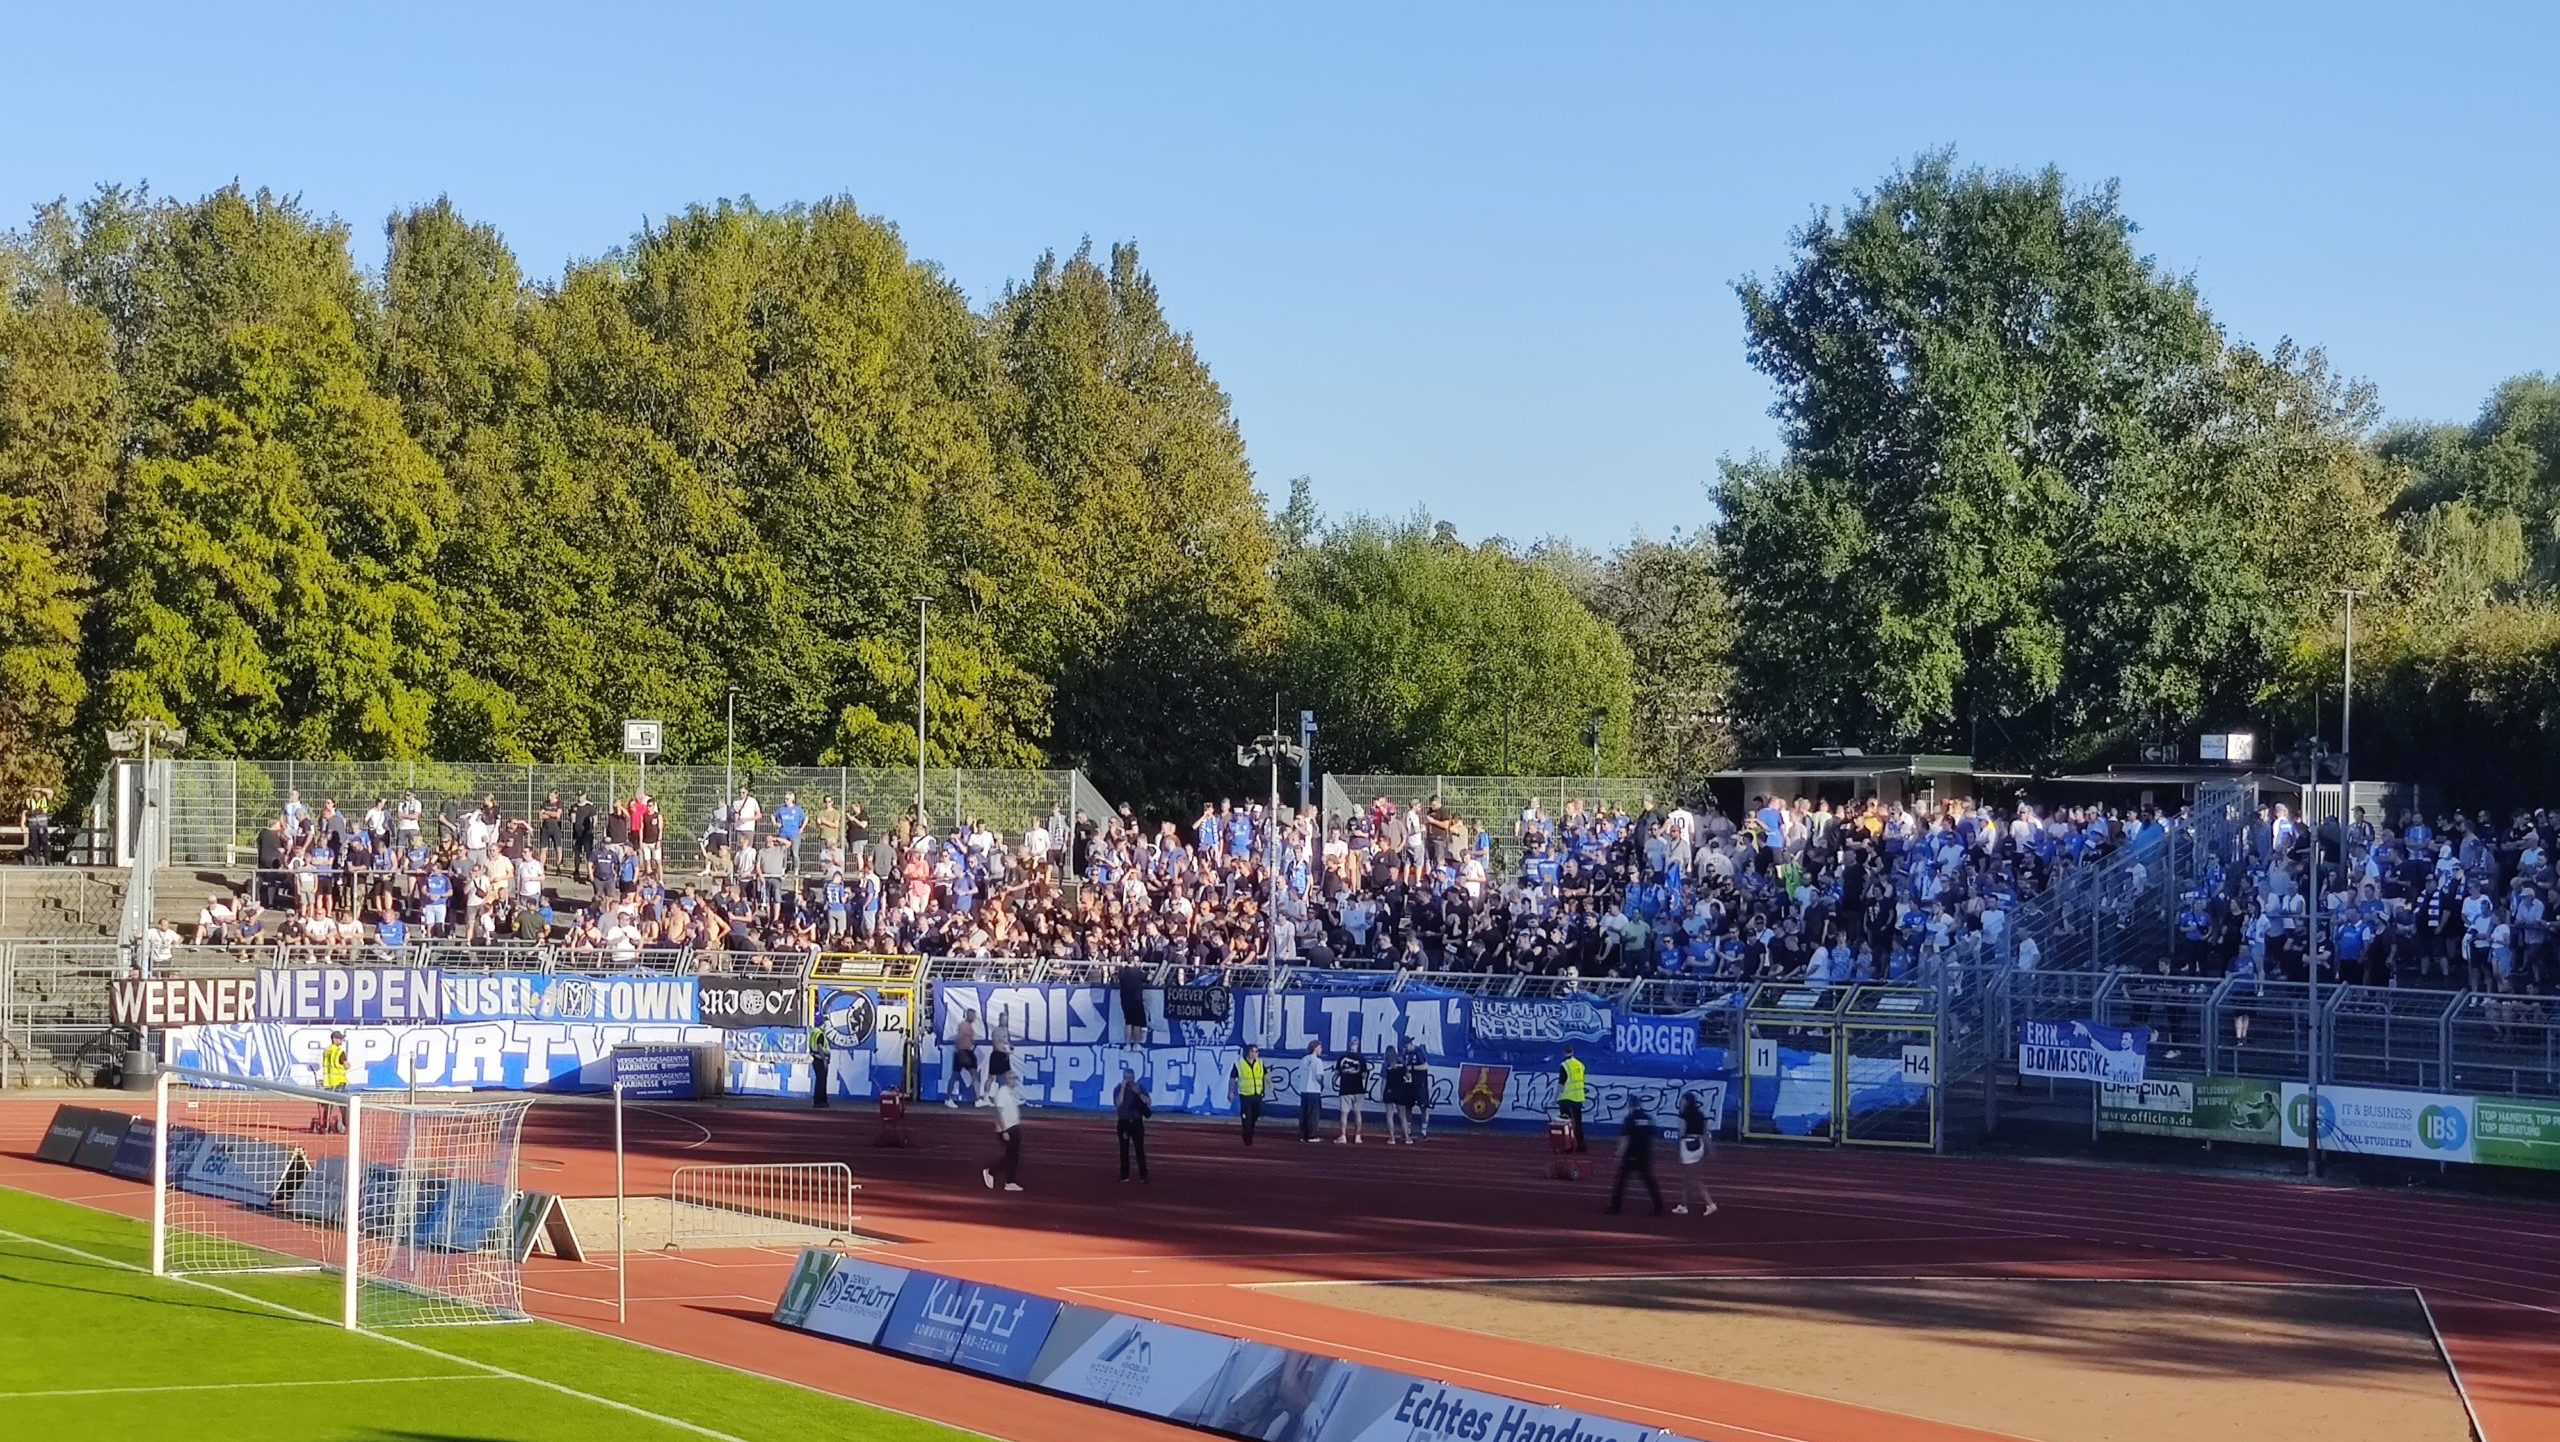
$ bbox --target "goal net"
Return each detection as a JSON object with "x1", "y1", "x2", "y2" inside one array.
[{"x1": 153, "y1": 1065, "x2": 533, "y2": 1328}]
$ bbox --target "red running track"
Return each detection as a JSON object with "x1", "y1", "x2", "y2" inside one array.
[{"x1": 6, "y1": 1095, "x2": 2555, "y2": 1442}]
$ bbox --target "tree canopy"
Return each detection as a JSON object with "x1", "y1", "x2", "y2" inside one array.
[{"x1": 0, "y1": 162, "x2": 2552, "y2": 817}]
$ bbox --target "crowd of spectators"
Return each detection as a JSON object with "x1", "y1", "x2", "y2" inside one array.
[
  {"x1": 2180, "y1": 803, "x2": 2557, "y2": 1000},
  {"x1": 185, "y1": 779, "x2": 2208, "y2": 987}
]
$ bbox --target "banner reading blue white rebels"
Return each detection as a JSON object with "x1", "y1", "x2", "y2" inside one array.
[{"x1": 2018, "y1": 1019, "x2": 2149, "y2": 1085}]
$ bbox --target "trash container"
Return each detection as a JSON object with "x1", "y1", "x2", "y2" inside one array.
[{"x1": 120, "y1": 1048, "x2": 155, "y2": 1092}]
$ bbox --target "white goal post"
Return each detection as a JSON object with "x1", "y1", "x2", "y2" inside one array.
[{"x1": 152, "y1": 1064, "x2": 534, "y2": 1329}]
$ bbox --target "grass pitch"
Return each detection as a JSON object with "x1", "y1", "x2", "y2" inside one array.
[{"x1": 0, "y1": 1187, "x2": 969, "y2": 1442}]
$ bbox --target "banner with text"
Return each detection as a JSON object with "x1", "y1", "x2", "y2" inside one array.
[
  {"x1": 2018, "y1": 1019, "x2": 2149, "y2": 1085},
  {"x1": 2098, "y1": 1075, "x2": 2283, "y2": 1145},
  {"x1": 170, "y1": 1019, "x2": 720, "y2": 1092}
]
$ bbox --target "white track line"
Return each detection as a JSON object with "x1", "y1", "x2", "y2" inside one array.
[
  {"x1": 0, "y1": 1227, "x2": 751, "y2": 1442},
  {"x1": 0, "y1": 1375, "x2": 498, "y2": 1400},
  {"x1": 631, "y1": 1107, "x2": 714, "y2": 1148},
  {"x1": 2415, "y1": 1289, "x2": 2491, "y2": 1442}
]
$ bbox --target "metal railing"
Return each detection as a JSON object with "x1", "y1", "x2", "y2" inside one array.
[
  {"x1": 10, "y1": 940, "x2": 2558, "y2": 1112},
  {"x1": 1320, "y1": 773, "x2": 1666, "y2": 868},
  {"x1": 667, "y1": 1162, "x2": 857, "y2": 1249},
  {"x1": 155, "y1": 760, "x2": 1113, "y2": 869},
  {"x1": 0, "y1": 868, "x2": 121, "y2": 938}
]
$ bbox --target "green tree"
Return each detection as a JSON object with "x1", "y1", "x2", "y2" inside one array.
[
  {"x1": 1720, "y1": 154, "x2": 2388, "y2": 765},
  {"x1": 1278, "y1": 515, "x2": 1634, "y2": 776},
  {"x1": 1566, "y1": 533, "x2": 1734, "y2": 790},
  {"x1": 983, "y1": 241, "x2": 1279, "y2": 806},
  {"x1": 0, "y1": 204, "x2": 120, "y2": 801},
  {"x1": 86, "y1": 189, "x2": 456, "y2": 757}
]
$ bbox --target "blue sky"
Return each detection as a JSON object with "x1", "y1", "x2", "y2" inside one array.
[{"x1": 7, "y1": 3, "x2": 2553, "y2": 546}]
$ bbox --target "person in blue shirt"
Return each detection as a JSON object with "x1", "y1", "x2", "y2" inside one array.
[
  {"x1": 375, "y1": 911, "x2": 407, "y2": 956},
  {"x1": 419, "y1": 867, "x2": 453, "y2": 936},
  {"x1": 774, "y1": 793, "x2": 808, "y2": 870}
]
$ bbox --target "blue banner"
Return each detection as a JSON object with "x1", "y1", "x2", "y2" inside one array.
[
  {"x1": 256, "y1": 967, "x2": 443, "y2": 1024},
  {"x1": 441, "y1": 973, "x2": 699, "y2": 1025},
  {"x1": 2019, "y1": 1018, "x2": 2150, "y2": 1085},
  {"x1": 951, "y1": 1284, "x2": 1064, "y2": 1382},
  {"x1": 170, "y1": 1020, "x2": 722, "y2": 1092},
  {"x1": 1469, "y1": 995, "x2": 1616, "y2": 1052},
  {"x1": 878, "y1": 1273, "x2": 976, "y2": 1364}
]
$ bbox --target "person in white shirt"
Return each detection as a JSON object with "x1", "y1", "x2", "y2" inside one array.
[
  {"x1": 982, "y1": 1078, "x2": 1025, "y2": 1193},
  {"x1": 1296, "y1": 1040, "x2": 1327, "y2": 1143}
]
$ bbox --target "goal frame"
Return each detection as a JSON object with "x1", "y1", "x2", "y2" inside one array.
[{"x1": 152, "y1": 1064, "x2": 365, "y2": 1328}]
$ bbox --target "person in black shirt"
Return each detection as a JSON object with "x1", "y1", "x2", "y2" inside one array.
[
  {"x1": 1114, "y1": 1065, "x2": 1152, "y2": 1182},
  {"x1": 1333, "y1": 1048, "x2": 1370, "y2": 1144},
  {"x1": 1606, "y1": 1098, "x2": 1664, "y2": 1216}
]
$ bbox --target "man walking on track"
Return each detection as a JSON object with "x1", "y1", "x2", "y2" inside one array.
[
  {"x1": 983, "y1": 1077, "x2": 1024, "y2": 1193},
  {"x1": 1296, "y1": 1039, "x2": 1327, "y2": 1142},
  {"x1": 808, "y1": 1020, "x2": 830, "y2": 1108},
  {"x1": 947, "y1": 1009, "x2": 980, "y2": 1108},
  {"x1": 1674, "y1": 1090, "x2": 1718, "y2": 1217},
  {"x1": 1230, "y1": 1043, "x2": 1268, "y2": 1145},
  {"x1": 1334, "y1": 1046, "x2": 1371, "y2": 1144},
  {"x1": 1606, "y1": 1097, "x2": 1664, "y2": 1216},
  {"x1": 1559, "y1": 1043, "x2": 1589, "y2": 1151},
  {"x1": 1115, "y1": 1064, "x2": 1152, "y2": 1182}
]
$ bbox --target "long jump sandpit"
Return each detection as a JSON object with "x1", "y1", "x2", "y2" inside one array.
[{"x1": 1273, "y1": 1276, "x2": 2474, "y2": 1442}]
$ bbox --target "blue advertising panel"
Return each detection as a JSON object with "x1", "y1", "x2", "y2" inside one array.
[
  {"x1": 950, "y1": 1283, "x2": 1064, "y2": 1381},
  {"x1": 799, "y1": 1255, "x2": 914, "y2": 1347},
  {"x1": 1028, "y1": 1306, "x2": 1243, "y2": 1419},
  {"x1": 876, "y1": 1272, "x2": 975, "y2": 1364},
  {"x1": 610, "y1": 1047, "x2": 696, "y2": 1100}
]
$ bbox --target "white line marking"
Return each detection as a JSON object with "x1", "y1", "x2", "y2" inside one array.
[
  {"x1": 633, "y1": 1107, "x2": 714, "y2": 1149},
  {"x1": 0, "y1": 1375, "x2": 496, "y2": 1400},
  {"x1": 2414, "y1": 1290, "x2": 2490, "y2": 1442},
  {"x1": 0, "y1": 1227, "x2": 751, "y2": 1442}
]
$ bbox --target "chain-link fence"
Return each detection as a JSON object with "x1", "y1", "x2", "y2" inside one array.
[{"x1": 155, "y1": 760, "x2": 1112, "y2": 868}]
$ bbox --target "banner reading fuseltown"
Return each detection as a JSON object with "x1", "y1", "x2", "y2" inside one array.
[
  {"x1": 2098, "y1": 1075, "x2": 2283, "y2": 1145},
  {"x1": 2018, "y1": 1019, "x2": 2149, "y2": 1085}
]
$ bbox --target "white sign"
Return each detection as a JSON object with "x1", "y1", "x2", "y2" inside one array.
[
  {"x1": 622, "y1": 719, "x2": 664, "y2": 756},
  {"x1": 1901, "y1": 1044, "x2": 1935, "y2": 1087},
  {"x1": 2280, "y1": 1083, "x2": 2474, "y2": 1163},
  {"x1": 803, "y1": 1256, "x2": 913, "y2": 1346},
  {"x1": 1748, "y1": 1038, "x2": 1778, "y2": 1078}
]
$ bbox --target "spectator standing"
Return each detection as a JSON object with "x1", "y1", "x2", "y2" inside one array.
[
  {"x1": 1674, "y1": 1091, "x2": 1717, "y2": 1217},
  {"x1": 1114, "y1": 1065, "x2": 1152, "y2": 1182},
  {"x1": 947, "y1": 1009, "x2": 980, "y2": 1108},
  {"x1": 775, "y1": 792, "x2": 807, "y2": 871},
  {"x1": 1334, "y1": 1046, "x2": 1370, "y2": 1144},
  {"x1": 730, "y1": 785, "x2": 761, "y2": 858},
  {"x1": 1382, "y1": 1042, "x2": 1422, "y2": 1144},
  {"x1": 1230, "y1": 1043, "x2": 1268, "y2": 1145},
  {"x1": 1296, "y1": 1040, "x2": 1326, "y2": 1142},
  {"x1": 1559, "y1": 1044, "x2": 1590, "y2": 1152}
]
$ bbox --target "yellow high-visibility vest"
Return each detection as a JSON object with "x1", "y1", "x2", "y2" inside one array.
[
  {"x1": 1236, "y1": 1059, "x2": 1267, "y2": 1097},
  {"x1": 321, "y1": 1043, "x2": 350, "y2": 1089},
  {"x1": 1560, "y1": 1055, "x2": 1587, "y2": 1104}
]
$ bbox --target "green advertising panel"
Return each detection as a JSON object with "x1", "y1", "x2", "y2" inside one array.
[
  {"x1": 2473, "y1": 1097, "x2": 2560, "y2": 1173},
  {"x1": 2098, "y1": 1075, "x2": 2283, "y2": 1145}
]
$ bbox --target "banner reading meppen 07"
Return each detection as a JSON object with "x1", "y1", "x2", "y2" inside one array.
[{"x1": 697, "y1": 975, "x2": 807, "y2": 1029}]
